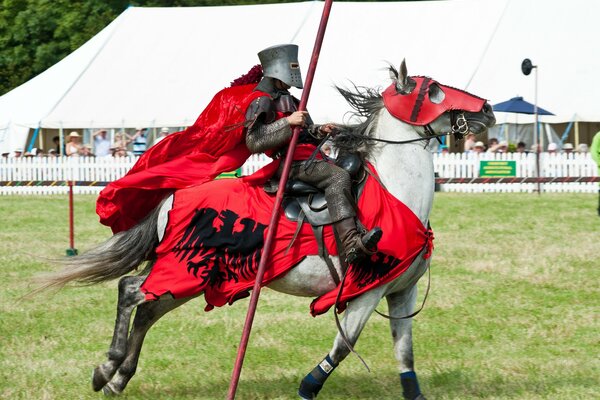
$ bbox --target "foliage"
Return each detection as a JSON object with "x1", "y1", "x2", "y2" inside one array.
[
  {"x1": 0, "y1": 0, "x2": 384, "y2": 95},
  {"x1": 1, "y1": 192, "x2": 599, "y2": 398}
]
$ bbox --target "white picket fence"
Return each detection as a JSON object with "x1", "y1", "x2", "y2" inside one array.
[{"x1": 0, "y1": 152, "x2": 597, "y2": 195}]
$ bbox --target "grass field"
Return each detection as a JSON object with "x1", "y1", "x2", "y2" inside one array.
[{"x1": 1, "y1": 193, "x2": 599, "y2": 399}]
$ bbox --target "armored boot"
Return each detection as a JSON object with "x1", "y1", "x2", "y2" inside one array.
[{"x1": 334, "y1": 217, "x2": 383, "y2": 264}]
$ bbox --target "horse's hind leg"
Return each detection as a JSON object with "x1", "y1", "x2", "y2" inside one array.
[
  {"x1": 92, "y1": 275, "x2": 147, "y2": 391},
  {"x1": 102, "y1": 294, "x2": 193, "y2": 395},
  {"x1": 298, "y1": 286, "x2": 386, "y2": 399},
  {"x1": 387, "y1": 284, "x2": 426, "y2": 400}
]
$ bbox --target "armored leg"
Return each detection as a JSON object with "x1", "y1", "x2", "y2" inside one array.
[{"x1": 288, "y1": 161, "x2": 382, "y2": 262}]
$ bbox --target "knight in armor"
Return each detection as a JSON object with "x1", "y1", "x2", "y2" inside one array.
[{"x1": 246, "y1": 44, "x2": 382, "y2": 263}]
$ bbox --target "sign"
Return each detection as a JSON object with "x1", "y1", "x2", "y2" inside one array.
[
  {"x1": 217, "y1": 168, "x2": 242, "y2": 179},
  {"x1": 479, "y1": 160, "x2": 516, "y2": 177}
]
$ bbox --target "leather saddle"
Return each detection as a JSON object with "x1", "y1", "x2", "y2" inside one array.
[{"x1": 280, "y1": 152, "x2": 365, "y2": 226}]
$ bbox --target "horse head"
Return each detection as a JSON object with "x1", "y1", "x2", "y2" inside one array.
[{"x1": 385, "y1": 59, "x2": 496, "y2": 138}]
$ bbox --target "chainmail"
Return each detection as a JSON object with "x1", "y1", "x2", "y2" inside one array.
[
  {"x1": 246, "y1": 118, "x2": 293, "y2": 154},
  {"x1": 285, "y1": 160, "x2": 356, "y2": 222}
]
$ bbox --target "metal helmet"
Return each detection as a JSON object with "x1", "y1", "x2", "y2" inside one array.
[{"x1": 257, "y1": 44, "x2": 303, "y2": 89}]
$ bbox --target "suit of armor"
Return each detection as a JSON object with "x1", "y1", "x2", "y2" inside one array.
[{"x1": 245, "y1": 75, "x2": 381, "y2": 263}]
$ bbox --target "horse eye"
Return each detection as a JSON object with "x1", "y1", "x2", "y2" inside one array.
[{"x1": 429, "y1": 83, "x2": 445, "y2": 104}]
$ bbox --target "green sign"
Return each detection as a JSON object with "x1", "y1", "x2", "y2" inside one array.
[
  {"x1": 479, "y1": 160, "x2": 516, "y2": 177},
  {"x1": 217, "y1": 168, "x2": 242, "y2": 179}
]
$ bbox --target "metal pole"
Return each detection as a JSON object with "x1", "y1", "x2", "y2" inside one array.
[
  {"x1": 66, "y1": 181, "x2": 78, "y2": 256},
  {"x1": 226, "y1": 1, "x2": 334, "y2": 398},
  {"x1": 534, "y1": 66, "x2": 540, "y2": 194}
]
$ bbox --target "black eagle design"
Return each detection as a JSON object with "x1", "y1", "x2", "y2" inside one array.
[
  {"x1": 349, "y1": 252, "x2": 402, "y2": 288},
  {"x1": 173, "y1": 208, "x2": 267, "y2": 288}
]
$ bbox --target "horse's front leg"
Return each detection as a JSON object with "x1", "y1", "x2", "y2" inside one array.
[
  {"x1": 298, "y1": 286, "x2": 386, "y2": 399},
  {"x1": 387, "y1": 284, "x2": 426, "y2": 400},
  {"x1": 92, "y1": 275, "x2": 147, "y2": 391},
  {"x1": 102, "y1": 294, "x2": 194, "y2": 395}
]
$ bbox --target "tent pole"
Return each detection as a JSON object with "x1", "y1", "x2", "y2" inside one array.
[
  {"x1": 226, "y1": 1, "x2": 334, "y2": 398},
  {"x1": 574, "y1": 121, "x2": 580, "y2": 147},
  {"x1": 59, "y1": 125, "x2": 64, "y2": 157}
]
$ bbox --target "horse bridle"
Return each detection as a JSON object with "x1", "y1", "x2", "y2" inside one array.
[{"x1": 341, "y1": 110, "x2": 473, "y2": 147}]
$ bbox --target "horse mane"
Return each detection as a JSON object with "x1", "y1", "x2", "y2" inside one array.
[{"x1": 332, "y1": 81, "x2": 386, "y2": 156}]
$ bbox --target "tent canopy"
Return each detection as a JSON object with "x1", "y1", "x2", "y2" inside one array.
[{"x1": 2, "y1": 0, "x2": 600, "y2": 152}]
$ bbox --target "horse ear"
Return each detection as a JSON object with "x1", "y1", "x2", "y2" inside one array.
[{"x1": 395, "y1": 59, "x2": 410, "y2": 93}]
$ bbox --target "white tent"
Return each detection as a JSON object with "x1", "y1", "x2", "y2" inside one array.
[{"x1": 1, "y1": 0, "x2": 599, "y2": 153}]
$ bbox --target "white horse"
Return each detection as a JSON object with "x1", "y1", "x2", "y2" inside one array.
[{"x1": 42, "y1": 60, "x2": 495, "y2": 399}]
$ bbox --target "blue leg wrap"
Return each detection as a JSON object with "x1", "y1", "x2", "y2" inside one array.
[
  {"x1": 298, "y1": 355, "x2": 338, "y2": 399},
  {"x1": 400, "y1": 371, "x2": 422, "y2": 400}
]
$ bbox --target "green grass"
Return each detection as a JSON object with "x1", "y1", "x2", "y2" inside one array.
[{"x1": 1, "y1": 193, "x2": 599, "y2": 399}]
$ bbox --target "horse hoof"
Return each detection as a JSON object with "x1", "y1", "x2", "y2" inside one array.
[
  {"x1": 102, "y1": 382, "x2": 121, "y2": 396},
  {"x1": 92, "y1": 366, "x2": 110, "y2": 392}
]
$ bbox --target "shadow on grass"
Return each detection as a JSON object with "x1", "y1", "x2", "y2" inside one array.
[{"x1": 114, "y1": 367, "x2": 597, "y2": 399}]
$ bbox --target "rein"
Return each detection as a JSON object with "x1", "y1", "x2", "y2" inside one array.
[{"x1": 342, "y1": 111, "x2": 470, "y2": 146}]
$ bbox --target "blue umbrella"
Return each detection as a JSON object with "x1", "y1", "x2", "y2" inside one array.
[{"x1": 492, "y1": 96, "x2": 554, "y2": 115}]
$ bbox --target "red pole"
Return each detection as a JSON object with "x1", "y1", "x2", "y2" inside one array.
[
  {"x1": 227, "y1": 1, "x2": 334, "y2": 398},
  {"x1": 69, "y1": 182, "x2": 74, "y2": 248},
  {"x1": 66, "y1": 181, "x2": 78, "y2": 256}
]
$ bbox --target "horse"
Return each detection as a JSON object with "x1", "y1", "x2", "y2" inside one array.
[{"x1": 41, "y1": 60, "x2": 495, "y2": 399}]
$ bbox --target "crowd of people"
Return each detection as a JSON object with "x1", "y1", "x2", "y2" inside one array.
[
  {"x1": 458, "y1": 132, "x2": 590, "y2": 155},
  {"x1": 1, "y1": 127, "x2": 171, "y2": 158}
]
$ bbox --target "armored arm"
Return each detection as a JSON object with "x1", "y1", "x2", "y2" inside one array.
[{"x1": 245, "y1": 96, "x2": 293, "y2": 154}]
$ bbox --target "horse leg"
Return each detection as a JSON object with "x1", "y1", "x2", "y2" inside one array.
[
  {"x1": 387, "y1": 284, "x2": 426, "y2": 400},
  {"x1": 102, "y1": 295, "x2": 193, "y2": 395},
  {"x1": 92, "y1": 275, "x2": 147, "y2": 391},
  {"x1": 298, "y1": 286, "x2": 386, "y2": 399}
]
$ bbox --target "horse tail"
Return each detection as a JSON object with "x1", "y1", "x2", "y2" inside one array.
[{"x1": 33, "y1": 203, "x2": 162, "y2": 293}]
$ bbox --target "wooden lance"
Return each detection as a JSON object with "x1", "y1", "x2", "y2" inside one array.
[{"x1": 227, "y1": 1, "x2": 334, "y2": 398}]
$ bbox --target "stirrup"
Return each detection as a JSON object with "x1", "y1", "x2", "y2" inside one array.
[{"x1": 345, "y1": 227, "x2": 383, "y2": 264}]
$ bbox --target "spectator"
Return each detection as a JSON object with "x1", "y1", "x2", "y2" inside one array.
[
  {"x1": 487, "y1": 137, "x2": 499, "y2": 151},
  {"x1": 547, "y1": 142, "x2": 558, "y2": 154},
  {"x1": 13, "y1": 148, "x2": 23, "y2": 158},
  {"x1": 530, "y1": 143, "x2": 542, "y2": 153},
  {"x1": 463, "y1": 132, "x2": 476, "y2": 152},
  {"x1": 153, "y1": 127, "x2": 170, "y2": 145},
  {"x1": 80, "y1": 144, "x2": 95, "y2": 157},
  {"x1": 112, "y1": 147, "x2": 129, "y2": 157},
  {"x1": 495, "y1": 140, "x2": 509, "y2": 153},
  {"x1": 114, "y1": 132, "x2": 132, "y2": 150},
  {"x1": 1, "y1": 151, "x2": 9, "y2": 158},
  {"x1": 52, "y1": 136, "x2": 61, "y2": 155},
  {"x1": 132, "y1": 127, "x2": 148, "y2": 156},
  {"x1": 93, "y1": 129, "x2": 111, "y2": 157},
  {"x1": 516, "y1": 141, "x2": 527, "y2": 153},
  {"x1": 577, "y1": 143, "x2": 589, "y2": 153},
  {"x1": 562, "y1": 143, "x2": 574, "y2": 154},
  {"x1": 47, "y1": 149, "x2": 58, "y2": 157},
  {"x1": 65, "y1": 132, "x2": 82, "y2": 156},
  {"x1": 473, "y1": 141, "x2": 485, "y2": 154},
  {"x1": 439, "y1": 145, "x2": 449, "y2": 155}
]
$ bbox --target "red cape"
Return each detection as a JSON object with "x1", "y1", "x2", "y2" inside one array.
[
  {"x1": 140, "y1": 165, "x2": 434, "y2": 316},
  {"x1": 96, "y1": 84, "x2": 267, "y2": 233}
]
